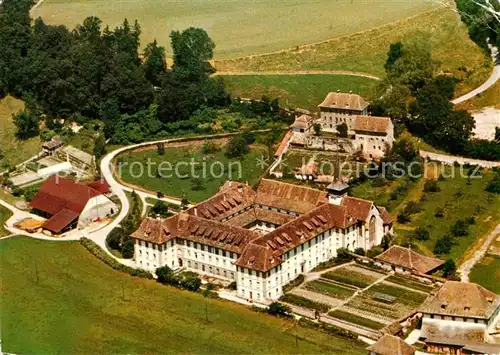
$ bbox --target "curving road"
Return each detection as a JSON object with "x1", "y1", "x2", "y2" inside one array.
[{"x1": 452, "y1": 46, "x2": 500, "y2": 105}]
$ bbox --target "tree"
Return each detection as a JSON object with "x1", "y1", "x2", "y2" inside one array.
[
  {"x1": 381, "y1": 234, "x2": 392, "y2": 251},
  {"x1": 384, "y1": 41, "x2": 403, "y2": 72},
  {"x1": 414, "y1": 227, "x2": 430, "y2": 241},
  {"x1": 370, "y1": 82, "x2": 411, "y2": 122},
  {"x1": 387, "y1": 38, "x2": 436, "y2": 93},
  {"x1": 157, "y1": 142, "x2": 165, "y2": 156},
  {"x1": 142, "y1": 39, "x2": 167, "y2": 86},
  {"x1": 397, "y1": 212, "x2": 411, "y2": 224},
  {"x1": 390, "y1": 137, "x2": 418, "y2": 162},
  {"x1": 424, "y1": 180, "x2": 440, "y2": 192},
  {"x1": 337, "y1": 123, "x2": 348, "y2": 138},
  {"x1": 156, "y1": 265, "x2": 174, "y2": 284},
  {"x1": 226, "y1": 135, "x2": 249, "y2": 158},
  {"x1": 267, "y1": 302, "x2": 291, "y2": 317},
  {"x1": 442, "y1": 259, "x2": 457, "y2": 279},
  {"x1": 336, "y1": 248, "x2": 352, "y2": 262},
  {"x1": 313, "y1": 123, "x2": 321, "y2": 135},
  {"x1": 13, "y1": 110, "x2": 39, "y2": 138},
  {"x1": 151, "y1": 200, "x2": 169, "y2": 217},
  {"x1": 451, "y1": 219, "x2": 469, "y2": 237},
  {"x1": 93, "y1": 135, "x2": 107, "y2": 159},
  {"x1": 354, "y1": 247, "x2": 365, "y2": 256},
  {"x1": 434, "y1": 235, "x2": 454, "y2": 255}
]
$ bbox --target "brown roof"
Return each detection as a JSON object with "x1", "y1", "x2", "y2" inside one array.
[
  {"x1": 366, "y1": 334, "x2": 415, "y2": 355},
  {"x1": 236, "y1": 203, "x2": 356, "y2": 272},
  {"x1": 274, "y1": 130, "x2": 293, "y2": 157},
  {"x1": 375, "y1": 245, "x2": 444, "y2": 274},
  {"x1": 30, "y1": 175, "x2": 103, "y2": 216},
  {"x1": 185, "y1": 182, "x2": 256, "y2": 221},
  {"x1": 318, "y1": 92, "x2": 368, "y2": 111},
  {"x1": 224, "y1": 207, "x2": 296, "y2": 228},
  {"x1": 42, "y1": 137, "x2": 63, "y2": 150},
  {"x1": 378, "y1": 206, "x2": 393, "y2": 225},
  {"x1": 354, "y1": 115, "x2": 392, "y2": 134},
  {"x1": 42, "y1": 208, "x2": 79, "y2": 233},
  {"x1": 132, "y1": 213, "x2": 260, "y2": 254},
  {"x1": 87, "y1": 180, "x2": 111, "y2": 194},
  {"x1": 291, "y1": 114, "x2": 314, "y2": 129},
  {"x1": 419, "y1": 281, "x2": 499, "y2": 319},
  {"x1": 341, "y1": 195, "x2": 373, "y2": 221},
  {"x1": 234, "y1": 243, "x2": 281, "y2": 272},
  {"x1": 255, "y1": 179, "x2": 328, "y2": 214}
]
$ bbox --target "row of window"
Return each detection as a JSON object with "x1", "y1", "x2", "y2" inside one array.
[{"x1": 186, "y1": 260, "x2": 235, "y2": 280}]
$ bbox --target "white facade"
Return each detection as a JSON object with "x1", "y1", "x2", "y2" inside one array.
[
  {"x1": 320, "y1": 107, "x2": 367, "y2": 134},
  {"x1": 78, "y1": 195, "x2": 117, "y2": 228}
]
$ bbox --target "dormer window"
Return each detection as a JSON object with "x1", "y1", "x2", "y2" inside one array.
[
  {"x1": 441, "y1": 303, "x2": 447, "y2": 310},
  {"x1": 464, "y1": 306, "x2": 470, "y2": 312}
]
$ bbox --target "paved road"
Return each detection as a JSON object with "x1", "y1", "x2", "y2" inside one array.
[
  {"x1": 420, "y1": 150, "x2": 500, "y2": 168},
  {"x1": 458, "y1": 223, "x2": 500, "y2": 282},
  {"x1": 452, "y1": 46, "x2": 499, "y2": 104}
]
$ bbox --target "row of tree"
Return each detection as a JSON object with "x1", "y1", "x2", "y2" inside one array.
[
  {"x1": 0, "y1": 0, "x2": 228, "y2": 141},
  {"x1": 372, "y1": 37, "x2": 499, "y2": 161}
]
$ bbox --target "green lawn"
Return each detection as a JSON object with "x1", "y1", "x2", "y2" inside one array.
[
  {"x1": 216, "y1": 6, "x2": 490, "y2": 97},
  {"x1": 118, "y1": 142, "x2": 268, "y2": 203},
  {"x1": 0, "y1": 205, "x2": 13, "y2": 237},
  {"x1": 470, "y1": 254, "x2": 500, "y2": 294},
  {"x1": 395, "y1": 167, "x2": 500, "y2": 262},
  {"x1": 34, "y1": 0, "x2": 435, "y2": 58},
  {"x1": 304, "y1": 280, "x2": 355, "y2": 300},
  {"x1": 1, "y1": 236, "x2": 366, "y2": 354},
  {"x1": 223, "y1": 74, "x2": 378, "y2": 110},
  {"x1": 0, "y1": 96, "x2": 41, "y2": 170}
]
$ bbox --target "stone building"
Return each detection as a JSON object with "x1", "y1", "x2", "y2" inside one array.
[
  {"x1": 419, "y1": 281, "x2": 500, "y2": 354},
  {"x1": 131, "y1": 179, "x2": 393, "y2": 302},
  {"x1": 318, "y1": 91, "x2": 369, "y2": 134}
]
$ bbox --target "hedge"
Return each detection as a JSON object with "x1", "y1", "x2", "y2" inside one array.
[
  {"x1": 282, "y1": 274, "x2": 305, "y2": 293},
  {"x1": 327, "y1": 310, "x2": 385, "y2": 330},
  {"x1": 80, "y1": 237, "x2": 153, "y2": 279}
]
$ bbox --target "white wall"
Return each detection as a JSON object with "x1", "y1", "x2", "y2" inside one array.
[{"x1": 78, "y1": 195, "x2": 117, "y2": 228}]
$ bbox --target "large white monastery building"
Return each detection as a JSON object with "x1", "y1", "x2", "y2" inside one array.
[{"x1": 132, "y1": 179, "x2": 393, "y2": 302}]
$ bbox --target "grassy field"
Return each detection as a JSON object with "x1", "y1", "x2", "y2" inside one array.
[
  {"x1": 456, "y1": 80, "x2": 500, "y2": 110},
  {"x1": 0, "y1": 205, "x2": 13, "y2": 237},
  {"x1": 1, "y1": 236, "x2": 366, "y2": 354},
  {"x1": 216, "y1": 6, "x2": 491, "y2": 97},
  {"x1": 394, "y1": 166, "x2": 500, "y2": 262},
  {"x1": 470, "y1": 254, "x2": 500, "y2": 293},
  {"x1": 118, "y1": 142, "x2": 268, "y2": 203},
  {"x1": 34, "y1": 0, "x2": 436, "y2": 58},
  {"x1": 0, "y1": 96, "x2": 41, "y2": 170},
  {"x1": 222, "y1": 74, "x2": 378, "y2": 110}
]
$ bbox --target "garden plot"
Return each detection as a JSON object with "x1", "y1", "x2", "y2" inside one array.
[{"x1": 321, "y1": 264, "x2": 386, "y2": 289}]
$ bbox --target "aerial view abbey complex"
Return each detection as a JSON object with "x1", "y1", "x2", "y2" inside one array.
[{"x1": 1, "y1": 0, "x2": 500, "y2": 354}]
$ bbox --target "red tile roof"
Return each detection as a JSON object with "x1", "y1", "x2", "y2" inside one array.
[
  {"x1": 30, "y1": 175, "x2": 103, "y2": 216},
  {"x1": 341, "y1": 196, "x2": 373, "y2": 221},
  {"x1": 87, "y1": 180, "x2": 111, "y2": 194},
  {"x1": 42, "y1": 209, "x2": 79, "y2": 233},
  {"x1": 354, "y1": 115, "x2": 392, "y2": 134},
  {"x1": 274, "y1": 130, "x2": 293, "y2": 157},
  {"x1": 375, "y1": 245, "x2": 444, "y2": 274},
  {"x1": 318, "y1": 92, "x2": 369, "y2": 111}
]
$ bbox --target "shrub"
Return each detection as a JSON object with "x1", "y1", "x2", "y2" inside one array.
[
  {"x1": 486, "y1": 172, "x2": 500, "y2": 194},
  {"x1": 157, "y1": 143, "x2": 165, "y2": 156},
  {"x1": 451, "y1": 220, "x2": 469, "y2": 237},
  {"x1": 336, "y1": 248, "x2": 353, "y2": 262},
  {"x1": 227, "y1": 281, "x2": 237, "y2": 290},
  {"x1": 157, "y1": 191, "x2": 164, "y2": 198},
  {"x1": 397, "y1": 212, "x2": 411, "y2": 224},
  {"x1": 298, "y1": 318, "x2": 358, "y2": 340},
  {"x1": 367, "y1": 246, "x2": 383, "y2": 258},
  {"x1": 337, "y1": 123, "x2": 348, "y2": 138},
  {"x1": 282, "y1": 274, "x2": 305, "y2": 293},
  {"x1": 414, "y1": 227, "x2": 430, "y2": 241},
  {"x1": 156, "y1": 265, "x2": 174, "y2": 283},
  {"x1": 79, "y1": 238, "x2": 153, "y2": 278},
  {"x1": 434, "y1": 235, "x2": 454, "y2": 255},
  {"x1": 424, "y1": 180, "x2": 440, "y2": 192},
  {"x1": 354, "y1": 248, "x2": 365, "y2": 256},
  {"x1": 225, "y1": 135, "x2": 249, "y2": 158},
  {"x1": 180, "y1": 275, "x2": 202, "y2": 292},
  {"x1": 201, "y1": 140, "x2": 219, "y2": 154},
  {"x1": 121, "y1": 239, "x2": 134, "y2": 258},
  {"x1": 403, "y1": 201, "x2": 422, "y2": 215},
  {"x1": 434, "y1": 207, "x2": 445, "y2": 218},
  {"x1": 266, "y1": 302, "x2": 291, "y2": 317},
  {"x1": 151, "y1": 200, "x2": 170, "y2": 217},
  {"x1": 442, "y1": 259, "x2": 457, "y2": 279},
  {"x1": 381, "y1": 234, "x2": 393, "y2": 251}
]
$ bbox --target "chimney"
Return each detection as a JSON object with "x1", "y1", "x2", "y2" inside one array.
[
  {"x1": 194, "y1": 208, "x2": 198, "y2": 216},
  {"x1": 237, "y1": 183, "x2": 243, "y2": 193},
  {"x1": 337, "y1": 89, "x2": 340, "y2": 93},
  {"x1": 349, "y1": 90, "x2": 353, "y2": 94}
]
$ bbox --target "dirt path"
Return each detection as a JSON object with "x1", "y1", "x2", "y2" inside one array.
[
  {"x1": 213, "y1": 70, "x2": 381, "y2": 81},
  {"x1": 458, "y1": 223, "x2": 500, "y2": 282}
]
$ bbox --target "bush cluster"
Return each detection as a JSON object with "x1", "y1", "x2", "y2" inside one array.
[
  {"x1": 156, "y1": 266, "x2": 202, "y2": 292},
  {"x1": 79, "y1": 238, "x2": 153, "y2": 278},
  {"x1": 282, "y1": 274, "x2": 305, "y2": 293}
]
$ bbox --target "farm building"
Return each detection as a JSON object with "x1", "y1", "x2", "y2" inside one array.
[
  {"x1": 366, "y1": 334, "x2": 415, "y2": 355},
  {"x1": 30, "y1": 175, "x2": 117, "y2": 234},
  {"x1": 131, "y1": 178, "x2": 391, "y2": 302},
  {"x1": 374, "y1": 245, "x2": 444, "y2": 275},
  {"x1": 318, "y1": 91, "x2": 369, "y2": 134},
  {"x1": 419, "y1": 281, "x2": 500, "y2": 354}
]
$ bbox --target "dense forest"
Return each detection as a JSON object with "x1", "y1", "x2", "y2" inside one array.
[{"x1": 0, "y1": 0, "x2": 285, "y2": 146}]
